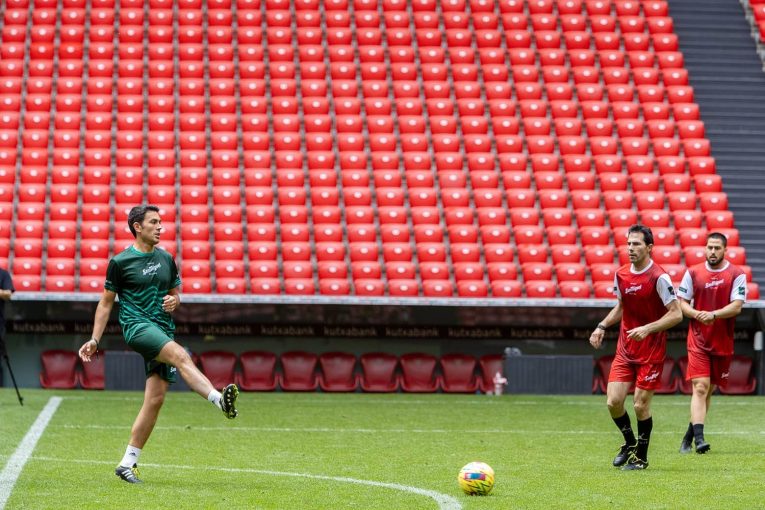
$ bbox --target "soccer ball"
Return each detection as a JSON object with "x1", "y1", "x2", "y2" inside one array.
[{"x1": 457, "y1": 461, "x2": 495, "y2": 496}]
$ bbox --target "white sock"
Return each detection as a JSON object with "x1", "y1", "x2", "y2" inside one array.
[
  {"x1": 208, "y1": 390, "x2": 222, "y2": 410},
  {"x1": 119, "y1": 445, "x2": 141, "y2": 468}
]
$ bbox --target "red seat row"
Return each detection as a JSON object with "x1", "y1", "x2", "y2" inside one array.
[
  {"x1": 199, "y1": 350, "x2": 504, "y2": 393},
  {"x1": 38, "y1": 349, "x2": 103, "y2": 389},
  {"x1": 593, "y1": 354, "x2": 757, "y2": 395}
]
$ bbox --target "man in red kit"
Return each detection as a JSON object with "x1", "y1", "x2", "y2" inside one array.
[
  {"x1": 590, "y1": 225, "x2": 683, "y2": 470},
  {"x1": 677, "y1": 232, "x2": 746, "y2": 454}
]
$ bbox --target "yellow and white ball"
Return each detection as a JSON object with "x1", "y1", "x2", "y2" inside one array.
[{"x1": 457, "y1": 461, "x2": 495, "y2": 496}]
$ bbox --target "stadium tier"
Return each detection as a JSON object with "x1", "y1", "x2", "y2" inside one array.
[{"x1": 0, "y1": 0, "x2": 759, "y2": 298}]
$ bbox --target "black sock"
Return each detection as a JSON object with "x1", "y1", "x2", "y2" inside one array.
[
  {"x1": 636, "y1": 417, "x2": 653, "y2": 461},
  {"x1": 682, "y1": 422, "x2": 694, "y2": 443},
  {"x1": 613, "y1": 412, "x2": 636, "y2": 445},
  {"x1": 693, "y1": 423, "x2": 705, "y2": 444}
]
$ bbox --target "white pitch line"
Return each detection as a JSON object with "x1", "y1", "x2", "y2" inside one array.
[
  {"x1": 0, "y1": 397, "x2": 62, "y2": 510},
  {"x1": 31, "y1": 456, "x2": 462, "y2": 510},
  {"x1": 59, "y1": 424, "x2": 765, "y2": 435}
]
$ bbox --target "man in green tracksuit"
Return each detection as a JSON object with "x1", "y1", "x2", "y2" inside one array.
[{"x1": 78, "y1": 205, "x2": 239, "y2": 484}]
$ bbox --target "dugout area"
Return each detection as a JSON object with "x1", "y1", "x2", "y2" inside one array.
[{"x1": 2, "y1": 293, "x2": 763, "y2": 395}]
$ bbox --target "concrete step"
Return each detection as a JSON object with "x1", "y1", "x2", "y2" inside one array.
[{"x1": 671, "y1": 0, "x2": 765, "y2": 286}]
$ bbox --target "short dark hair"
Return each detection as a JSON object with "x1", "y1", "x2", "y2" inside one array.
[
  {"x1": 128, "y1": 205, "x2": 160, "y2": 237},
  {"x1": 627, "y1": 224, "x2": 654, "y2": 246},
  {"x1": 707, "y1": 232, "x2": 728, "y2": 248}
]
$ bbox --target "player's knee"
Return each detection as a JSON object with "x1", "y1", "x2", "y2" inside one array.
[
  {"x1": 161, "y1": 342, "x2": 190, "y2": 366},
  {"x1": 174, "y1": 350, "x2": 195, "y2": 371},
  {"x1": 606, "y1": 397, "x2": 624, "y2": 414},
  {"x1": 146, "y1": 392, "x2": 166, "y2": 409},
  {"x1": 693, "y1": 380, "x2": 710, "y2": 397},
  {"x1": 632, "y1": 398, "x2": 649, "y2": 417}
]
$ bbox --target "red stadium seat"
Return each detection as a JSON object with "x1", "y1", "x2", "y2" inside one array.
[
  {"x1": 593, "y1": 281, "x2": 617, "y2": 298},
  {"x1": 235, "y1": 351, "x2": 278, "y2": 392},
  {"x1": 652, "y1": 246, "x2": 681, "y2": 265},
  {"x1": 199, "y1": 351, "x2": 237, "y2": 389},
  {"x1": 39, "y1": 350, "x2": 79, "y2": 389},
  {"x1": 683, "y1": 247, "x2": 706, "y2": 266},
  {"x1": 551, "y1": 244, "x2": 582, "y2": 264},
  {"x1": 584, "y1": 244, "x2": 616, "y2": 265},
  {"x1": 640, "y1": 209, "x2": 671, "y2": 227},
  {"x1": 284, "y1": 279, "x2": 315, "y2": 295},
  {"x1": 705, "y1": 211, "x2": 734, "y2": 229},
  {"x1": 559, "y1": 281, "x2": 592, "y2": 298},
  {"x1": 674, "y1": 210, "x2": 703, "y2": 229},
  {"x1": 77, "y1": 350, "x2": 105, "y2": 390},
  {"x1": 678, "y1": 228, "x2": 707, "y2": 248},
  {"x1": 478, "y1": 354, "x2": 504, "y2": 394},
  {"x1": 46, "y1": 276, "x2": 76, "y2": 292},
  {"x1": 693, "y1": 174, "x2": 722, "y2": 193},
  {"x1": 360, "y1": 352, "x2": 400, "y2": 392},
  {"x1": 654, "y1": 357, "x2": 679, "y2": 394},
  {"x1": 699, "y1": 192, "x2": 728, "y2": 212},
  {"x1": 400, "y1": 353, "x2": 440, "y2": 393},
  {"x1": 491, "y1": 280, "x2": 523, "y2": 297},
  {"x1": 590, "y1": 263, "x2": 618, "y2": 283},
  {"x1": 726, "y1": 246, "x2": 746, "y2": 266},
  {"x1": 525, "y1": 280, "x2": 557, "y2": 298},
  {"x1": 279, "y1": 351, "x2": 319, "y2": 391},
  {"x1": 718, "y1": 356, "x2": 756, "y2": 395},
  {"x1": 389, "y1": 279, "x2": 420, "y2": 296},
  {"x1": 663, "y1": 264, "x2": 686, "y2": 284},
  {"x1": 457, "y1": 280, "x2": 489, "y2": 297},
  {"x1": 555, "y1": 263, "x2": 587, "y2": 282},
  {"x1": 439, "y1": 353, "x2": 479, "y2": 393},
  {"x1": 747, "y1": 283, "x2": 760, "y2": 300},
  {"x1": 318, "y1": 352, "x2": 359, "y2": 392}
]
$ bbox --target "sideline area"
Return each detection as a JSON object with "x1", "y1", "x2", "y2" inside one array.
[{"x1": 0, "y1": 397, "x2": 62, "y2": 510}]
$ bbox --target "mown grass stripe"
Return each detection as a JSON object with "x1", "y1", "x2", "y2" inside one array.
[{"x1": 0, "y1": 397, "x2": 62, "y2": 510}]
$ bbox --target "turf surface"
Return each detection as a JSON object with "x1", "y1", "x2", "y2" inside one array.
[{"x1": 2, "y1": 389, "x2": 763, "y2": 509}]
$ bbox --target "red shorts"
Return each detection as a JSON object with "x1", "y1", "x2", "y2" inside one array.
[
  {"x1": 608, "y1": 353, "x2": 664, "y2": 391},
  {"x1": 686, "y1": 350, "x2": 732, "y2": 388}
]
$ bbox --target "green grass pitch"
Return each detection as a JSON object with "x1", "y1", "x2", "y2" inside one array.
[{"x1": 2, "y1": 389, "x2": 763, "y2": 509}]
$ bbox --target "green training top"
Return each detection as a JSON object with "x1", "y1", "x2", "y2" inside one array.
[{"x1": 104, "y1": 245, "x2": 182, "y2": 337}]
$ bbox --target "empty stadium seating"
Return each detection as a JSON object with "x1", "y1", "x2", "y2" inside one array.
[
  {"x1": 360, "y1": 352, "x2": 400, "y2": 392},
  {"x1": 237, "y1": 350, "x2": 278, "y2": 391},
  {"x1": 39, "y1": 350, "x2": 78, "y2": 389},
  {"x1": 0, "y1": 0, "x2": 752, "y2": 298},
  {"x1": 78, "y1": 351, "x2": 105, "y2": 390},
  {"x1": 318, "y1": 351, "x2": 359, "y2": 392},
  {"x1": 478, "y1": 353, "x2": 504, "y2": 393},
  {"x1": 439, "y1": 353, "x2": 480, "y2": 393},
  {"x1": 279, "y1": 351, "x2": 319, "y2": 391},
  {"x1": 399, "y1": 353, "x2": 440, "y2": 393},
  {"x1": 718, "y1": 355, "x2": 757, "y2": 395},
  {"x1": 677, "y1": 354, "x2": 757, "y2": 395},
  {"x1": 198, "y1": 351, "x2": 237, "y2": 390}
]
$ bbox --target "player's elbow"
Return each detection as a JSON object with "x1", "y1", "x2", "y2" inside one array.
[{"x1": 731, "y1": 301, "x2": 744, "y2": 317}]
